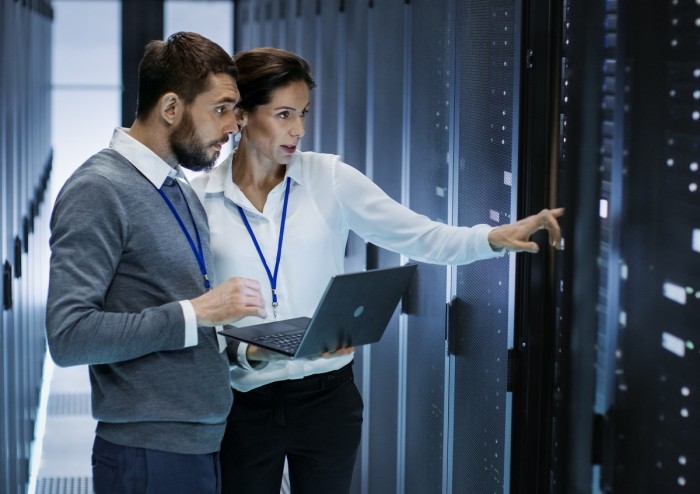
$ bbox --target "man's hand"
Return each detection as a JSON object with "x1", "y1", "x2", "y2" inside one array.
[
  {"x1": 488, "y1": 208, "x2": 564, "y2": 253},
  {"x1": 191, "y1": 277, "x2": 267, "y2": 327}
]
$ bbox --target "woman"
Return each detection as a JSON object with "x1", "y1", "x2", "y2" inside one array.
[{"x1": 192, "y1": 47, "x2": 563, "y2": 494}]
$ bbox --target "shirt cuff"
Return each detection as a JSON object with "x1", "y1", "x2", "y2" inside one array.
[
  {"x1": 236, "y1": 342, "x2": 256, "y2": 370},
  {"x1": 179, "y1": 300, "x2": 198, "y2": 348},
  {"x1": 479, "y1": 225, "x2": 508, "y2": 258}
]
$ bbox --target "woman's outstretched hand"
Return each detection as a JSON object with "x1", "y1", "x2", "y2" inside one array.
[{"x1": 487, "y1": 208, "x2": 565, "y2": 254}]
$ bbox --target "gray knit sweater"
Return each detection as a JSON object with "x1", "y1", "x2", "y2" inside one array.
[{"x1": 46, "y1": 149, "x2": 231, "y2": 454}]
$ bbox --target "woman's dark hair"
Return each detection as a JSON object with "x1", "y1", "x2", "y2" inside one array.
[
  {"x1": 233, "y1": 47, "x2": 316, "y2": 112},
  {"x1": 135, "y1": 31, "x2": 238, "y2": 118}
]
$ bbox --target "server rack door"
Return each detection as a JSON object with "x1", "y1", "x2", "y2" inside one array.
[
  {"x1": 355, "y1": 1, "x2": 405, "y2": 492},
  {"x1": 261, "y1": 0, "x2": 279, "y2": 47},
  {"x1": 295, "y1": 0, "x2": 319, "y2": 153},
  {"x1": 5, "y1": 8, "x2": 20, "y2": 487},
  {"x1": 452, "y1": 0, "x2": 520, "y2": 492},
  {"x1": 282, "y1": 0, "x2": 301, "y2": 53},
  {"x1": 550, "y1": 0, "x2": 607, "y2": 492},
  {"x1": 15, "y1": 10, "x2": 28, "y2": 479},
  {"x1": 1, "y1": 0, "x2": 6, "y2": 488},
  {"x1": 316, "y1": 0, "x2": 340, "y2": 156},
  {"x1": 403, "y1": 1, "x2": 454, "y2": 492},
  {"x1": 340, "y1": 5, "x2": 371, "y2": 491},
  {"x1": 235, "y1": 0, "x2": 257, "y2": 49},
  {"x1": 339, "y1": 0, "x2": 367, "y2": 178},
  {"x1": 337, "y1": 0, "x2": 367, "y2": 282},
  {"x1": 1, "y1": 1, "x2": 7, "y2": 489}
]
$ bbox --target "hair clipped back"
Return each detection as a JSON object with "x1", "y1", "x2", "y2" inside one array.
[
  {"x1": 233, "y1": 47, "x2": 316, "y2": 112},
  {"x1": 135, "y1": 31, "x2": 237, "y2": 119}
]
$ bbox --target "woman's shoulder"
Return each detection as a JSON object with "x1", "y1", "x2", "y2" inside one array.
[
  {"x1": 293, "y1": 150, "x2": 346, "y2": 187},
  {"x1": 294, "y1": 150, "x2": 369, "y2": 187},
  {"x1": 295, "y1": 150, "x2": 340, "y2": 166}
]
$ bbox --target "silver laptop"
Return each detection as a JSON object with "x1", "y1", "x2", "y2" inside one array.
[{"x1": 219, "y1": 264, "x2": 417, "y2": 358}]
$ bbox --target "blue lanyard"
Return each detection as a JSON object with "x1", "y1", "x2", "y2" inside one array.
[
  {"x1": 237, "y1": 176, "x2": 291, "y2": 318},
  {"x1": 157, "y1": 179, "x2": 211, "y2": 291}
]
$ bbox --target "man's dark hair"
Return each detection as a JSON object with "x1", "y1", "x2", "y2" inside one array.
[{"x1": 135, "y1": 31, "x2": 237, "y2": 118}]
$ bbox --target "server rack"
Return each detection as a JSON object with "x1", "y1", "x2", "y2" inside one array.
[
  {"x1": 600, "y1": 1, "x2": 700, "y2": 492},
  {"x1": 526, "y1": 0, "x2": 700, "y2": 492},
  {"x1": 0, "y1": 2, "x2": 53, "y2": 493}
]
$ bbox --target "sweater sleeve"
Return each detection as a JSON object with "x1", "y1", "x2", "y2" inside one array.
[
  {"x1": 330, "y1": 159, "x2": 505, "y2": 265},
  {"x1": 45, "y1": 173, "x2": 187, "y2": 367}
]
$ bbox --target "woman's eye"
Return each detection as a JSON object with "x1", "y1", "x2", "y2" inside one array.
[{"x1": 278, "y1": 111, "x2": 290, "y2": 119}]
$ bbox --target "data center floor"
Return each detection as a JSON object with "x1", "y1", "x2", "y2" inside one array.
[{"x1": 32, "y1": 362, "x2": 95, "y2": 494}]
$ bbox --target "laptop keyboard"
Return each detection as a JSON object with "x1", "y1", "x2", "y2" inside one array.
[{"x1": 253, "y1": 331, "x2": 304, "y2": 353}]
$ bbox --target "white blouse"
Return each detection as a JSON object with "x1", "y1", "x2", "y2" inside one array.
[{"x1": 191, "y1": 150, "x2": 503, "y2": 391}]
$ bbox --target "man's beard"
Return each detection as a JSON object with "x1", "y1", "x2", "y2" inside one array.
[{"x1": 170, "y1": 110, "x2": 223, "y2": 172}]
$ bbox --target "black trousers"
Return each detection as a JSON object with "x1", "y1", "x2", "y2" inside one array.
[{"x1": 220, "y1": 362, "x2": 363, "y2": 494}]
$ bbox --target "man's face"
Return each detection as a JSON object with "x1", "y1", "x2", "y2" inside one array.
[{"x1": 170, "y1": 73, "x2": 239, "y2": 172}]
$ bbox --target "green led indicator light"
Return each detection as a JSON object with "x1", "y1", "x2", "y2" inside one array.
[{"x1": 687, "y1": 341, "x2": 695, "y2": 351}]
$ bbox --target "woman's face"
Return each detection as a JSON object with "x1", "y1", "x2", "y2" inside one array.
[{"x1": 239, "y1": 80, "x2": 310, "y2": 166}]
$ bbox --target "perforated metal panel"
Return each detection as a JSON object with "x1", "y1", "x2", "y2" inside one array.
[
  {"x1": 260, "y1": 0, "x2": 279, "y2": 46},
  {"x1": 359, "y1": 2, "x2": 405, "y2": 493},
  {"x1": 46, "y1": 393, "x2": 92, "y2": 417},
  {"x1": 341, "y1": 1, "x2": 368, "y2": 175},
  {"x1": 340, "y1": 5, "x2": 371, "y2": 489},
  {"x1": 404, "y1": 1, "x2": 454, "y2": 493},
  {"x1": 296, "y1": 0, "x2": 319, "y2": 153},
  {"x1": 35, "y1": 477, "x2": 93, "y2": 494},
  {"x1": 453, "y1": 0, "x2": 517, "y2": 492},
  {"x1": 316, "y1": 1, "x2": 340, "y2": 155},
  {"x1": 235, "y1": 0, "x2": 258, "y2": 49}
]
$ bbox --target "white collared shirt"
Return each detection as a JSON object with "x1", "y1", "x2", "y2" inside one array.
[
  {"x1": 192, "y1": 150, "x2": 503, "y2": 391},
  {"x1": 108, "y1": 127, "x2": 203, "y2": 349}
]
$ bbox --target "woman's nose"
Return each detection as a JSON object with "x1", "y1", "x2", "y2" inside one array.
[{"x1": 291, "y1": 116, "x2": 305, "y2": 137}]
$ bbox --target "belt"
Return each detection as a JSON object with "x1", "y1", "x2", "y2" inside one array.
[{"x1": 280, "y1": 361, "x2": 354, "y2": 390}]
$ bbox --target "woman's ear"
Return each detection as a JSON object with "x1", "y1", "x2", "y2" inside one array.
[
  {"x1": 235, "y1": 107, "x2": 248, "y2": 128},
  {"x1": 160, "y1": 93, "x2": 181, "y2": 125}
]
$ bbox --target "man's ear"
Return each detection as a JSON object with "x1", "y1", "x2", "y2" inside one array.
[{"x1": 160, "y1": 92, "x2": 181, "y2": 125}]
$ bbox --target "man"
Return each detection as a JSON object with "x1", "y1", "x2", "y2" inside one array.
[{"x1": 45, "y1": 32, "x2": 266, "y2": 494}]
